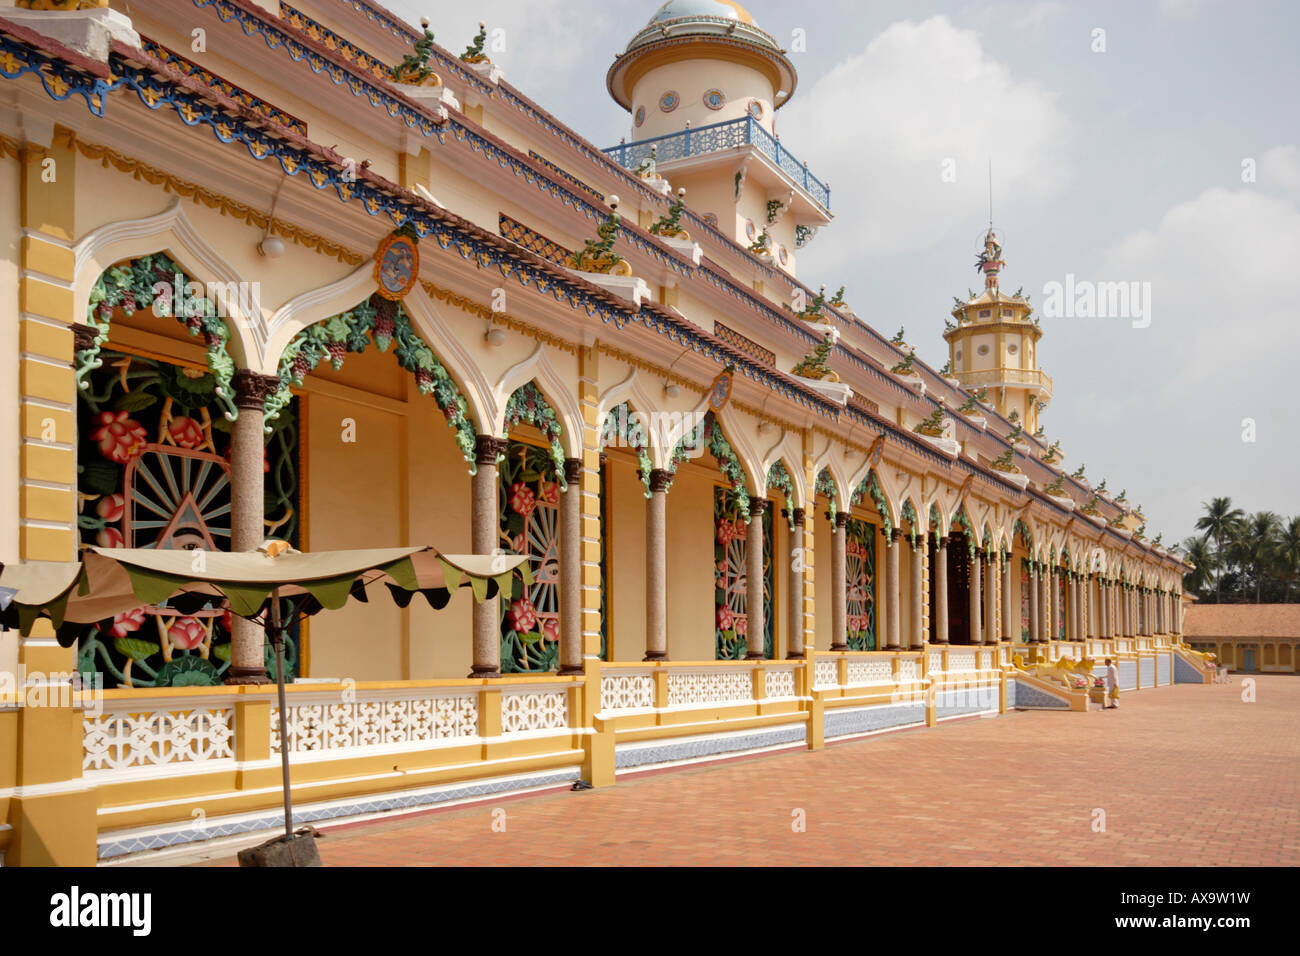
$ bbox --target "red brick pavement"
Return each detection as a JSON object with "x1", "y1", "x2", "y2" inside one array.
[{"x1": 212, "y1": 675, "x2": 1300, "y2": 866}]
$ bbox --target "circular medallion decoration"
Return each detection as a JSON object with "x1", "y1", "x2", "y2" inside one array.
[
  {"x1": 778, "y1": 245, "x2": 788, "y2": 265},
  {"x1": 634, "y1": 105, "x2": 646, "y2": 128},
  {"x1": 659, "y1": 90, "x2": 679, "y2": 113},
  {"x1": 744, "y1": 219, "x2": 756, "y2": 241},
  {"x1": 708, "y1": 366, "x2": 734, "y2": 413},
  {"x1": 374, "y1": 232, "x2": 419, "y2": 301},
  {"x1": 978, "y1": 345, "x2": 990, "y2": 356},
  {"x1": 703, "y1": 88, "x2": 726, "y2": 110},
  {"x1": 1008, "y1": 343, "x2": 1019, "y2": 354},
  {"x1": 747, "y1": 99, "x2": 763, "y2": 119}
]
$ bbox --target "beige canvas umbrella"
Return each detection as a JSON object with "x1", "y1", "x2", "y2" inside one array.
[{"x1": 0, "y1": 542, "x2": 530, "y2": 864}]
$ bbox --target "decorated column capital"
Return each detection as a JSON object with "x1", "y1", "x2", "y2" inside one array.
[
  {"x1": 791, "y1": 507, "x2": 806, "y2": 527},
  {"x1": 475, "y1": 434, "x2": 507, "y2": 466},
  {"x1": 834, "y1": 511, "x2": 849, "y2": 529},
  {"x1": 232, "y1": 369, "x2": 282, "y2": 411},
  {"x1": 748, "y1": 497, "x2": 767, "y2": 520},
  {"x1": 648, "y1": 468, "x2": 672, "y2": 494},
  {"x1": 563, "y1": 457, "x2": 582, "y2": 486},
  {"x1": 72, "y1": 323, "x2": 98, "y2": 354}
]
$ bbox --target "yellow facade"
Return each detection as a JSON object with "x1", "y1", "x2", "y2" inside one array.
[{"x1": 0, "y1": 0, "x2": 1196, "y2": 864}]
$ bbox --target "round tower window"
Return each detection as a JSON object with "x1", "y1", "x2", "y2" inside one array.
[
  {"x1": 659, "y1": 91, "x2": 679, "y2": 113},
  {"x1": 1007, "y1": 344, "x2": 1018, "y2": 354},
  {"x1": 744, "y1": 219, "x2": 756, "y2": 241},
  {"x1": 634, "y1": 106, "x2": 646, "y2": 128},
  {"x1": 978, "y1": 345, "x2": 990, "y2": 356},
  {"x1": 703, "y1": 89, "x2": 726, "y2": 110},
  {"x1": 778, "y1": 245, "x2": 788, "y2": 265},
  {"x1": 747, "y1": 99, "x2": 763, "y2": 119}
]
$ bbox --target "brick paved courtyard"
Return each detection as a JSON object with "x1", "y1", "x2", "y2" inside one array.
[{"x1": 218, "y1": 675, "x2": 1300, "y2": 866}]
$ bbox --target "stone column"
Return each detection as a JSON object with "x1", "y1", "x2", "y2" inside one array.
[
  {"x1": 968, "y1": 546, "x2": 982, "y2": 645},
  {"x1": 1084, "y1": 576, "x2": 1093, "y2": 641},
  {"x1": 788, "y1": 508, "x2": 807, "y2": 658},
  {"x1": 1069, "y1": 573, "x2": 1079, "y2": 642},
  {"x1": 745, "y1": 498, "x2": 767, "y2": 659},
  {"x1": 909, "y1": 537, "x2": 924, "y2": 650},
  {"x1": 469, "y1": 435, "x2": 505, "y2": 678},
  {"x1": 1101, "y1": 581, "x2": 1110, "y2": 639},
  {"x1": 558, "y1": 458, "x2": 583, "y2": 675},
  {"x1": 933, "y1": 535, "x2": 949, "y2": 645},
  {"x1": 830, "y1": 512, "x2": 849, "y2": 650},
  {"x1": 226, "y1": 370, "x2": 281, "y2": 685},
  {"x1": 884, "y1": 529, "x2": 902, "y2": 650},
  {"x1": 983, "y1": 549, "x2": 997, "y2": 645},
  {"x1": 1001, "y1": 553, "x2": 1013, "y2": 642},
  {"x1": 1046, "y1": 567, "x2": 1057, "y2": 641},
  {"x1": 1029, "y1": 563, "x2": 1041, "y2": 643},
  {"x1": 644, "y1": 469, "x2": 670, "y2": 661}
]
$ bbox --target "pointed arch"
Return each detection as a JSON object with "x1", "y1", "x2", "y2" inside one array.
[
  {"x1": 713, "y1": 406, "x2": 763, "y2": 497},
  {"x1": 492, "y1": 343, "x2": 584, "y2": 461},
  {"x1": 850, "y1": 468, "x2": 896, "y2": 536},
  {"x1": 814, "y1": 465, "x2": 842, "y2": 520},
  {"x1": 760, "y1": 432, "x2": 807, "y2": 512},
  {"x1": 77, "y1": 252, "x2": 244, "y2": 421},
  {"x1": 900, "y1": 498, "x2": 921, "y2": 547},
  {"x1": 266, "y1": 293, "x2": 479, "y2": 468},
  {"x1": 73, "y1": 199, "x2": 262, "y2": 372},
  {"x1": 599, "y1": 399, "x2": 654, "y2": 497}
]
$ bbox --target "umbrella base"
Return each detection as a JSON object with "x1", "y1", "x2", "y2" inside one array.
[{"x1": 237, "y1": 827, "x2": 322, "y2": 867}]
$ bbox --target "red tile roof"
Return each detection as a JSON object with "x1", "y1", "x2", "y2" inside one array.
[{"x1": 1183, "y1": 604, "x2": 1300, "y2": 639}]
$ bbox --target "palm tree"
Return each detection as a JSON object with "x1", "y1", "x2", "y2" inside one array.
[
  {"x1": 1196, "y1": 497, "x2": 1243, "y2": 602},
  {"x1": 1278, "y1": 516, "x2": 1300, "y2": 602},
  {"x1": 1243, "y1": 512, "x2": 1281, "y2": 602},
  {"x1": 1179, "y1": 536, "x2": 1215, "y2": 599},
  {"x1": 1223, "y1": 525, "x2": 1254, "y2": 602}
]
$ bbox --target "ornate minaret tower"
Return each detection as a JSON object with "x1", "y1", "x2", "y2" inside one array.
[
  {"x1": 604, "y1": 1, "x2": 832, "y2": 276},
  {"x1": 943, "y1": 229, "x2": 1052, "y2": 434}
]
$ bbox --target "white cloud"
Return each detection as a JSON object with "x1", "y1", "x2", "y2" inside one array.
[
  {"x1": 1259, "y1": 145, "x2": 1300, "y2": 200},
  {"x1": 780, "y1": 16, "x2": 1071, "y2": 273},
  {"x1": 1098, "y1": 174, "x2": 1300, "y2": 392}
]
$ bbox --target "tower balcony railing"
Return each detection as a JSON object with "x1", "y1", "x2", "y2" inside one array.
[
  {"x1": 604, "y1": 116, "x2": 831, "y2": 211},
  {"x1": 954, "y1": 367, "x2": 1054, "y2": 394}
]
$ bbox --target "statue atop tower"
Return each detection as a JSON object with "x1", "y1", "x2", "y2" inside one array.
[{"x1": 944, "y1": 228, "x2": 1053, "y2": 435}]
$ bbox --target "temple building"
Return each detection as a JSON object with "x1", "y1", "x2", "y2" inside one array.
[{"x1": 0, "y1": 0, "x2": 1203, "y2": 865}]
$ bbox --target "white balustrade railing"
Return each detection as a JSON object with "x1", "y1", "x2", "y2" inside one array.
[
  {"x1": 500, "y1": 686, "x2": 569, "y2": 735},
  {"x1": 84, "y1": 696, "x2": 236, "y2": 774},
  {"x1": 813, "y1": 658, "x2": 840, "y2": 689},
  {"x1": 667, "y1": 668, "x2": 754, "y2": 707},
  {"x1": 948, "y1": 650, "x2": 977, "y2": 672},
  {"x1": 764, "y1": 667, "x2": 797, "y2": 700},
  {"x1": 601, "y1": 671, "x2": 656, "y2": 712},
  {"x1": 847, "y1": 659, "x2": 893, "y2": 686},
  {"x1": 898, "y1": 658, "x2": 918, "y2": 682},
  {"x1": 271, "y1": 688, "x2": 481, "y2": 753}
]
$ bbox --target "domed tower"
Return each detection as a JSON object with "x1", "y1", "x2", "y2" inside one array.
[
  {"x1": 944, "y1": 229, "x2": 1052, "y2": 434},
  {"x1": 604, "y1": 0, "x2": 832, "y2": 276}
]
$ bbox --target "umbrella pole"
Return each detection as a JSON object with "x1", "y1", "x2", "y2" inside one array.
[{"x1": 270, "y1": 588, "x2": 293, "y2": 842}]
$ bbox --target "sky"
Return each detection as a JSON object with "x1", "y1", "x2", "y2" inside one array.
[{"x1": 390, "y1": 0, "x2": 1300, "y2": 547}]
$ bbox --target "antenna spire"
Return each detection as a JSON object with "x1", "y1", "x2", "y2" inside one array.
[{"x1": 987, "y1": 158, "x2": 993, "y2": 230}]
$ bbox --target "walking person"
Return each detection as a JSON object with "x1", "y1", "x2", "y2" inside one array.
[{"x1": 1104, "y1": 658, "x2": 1120, "y2": 709}]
